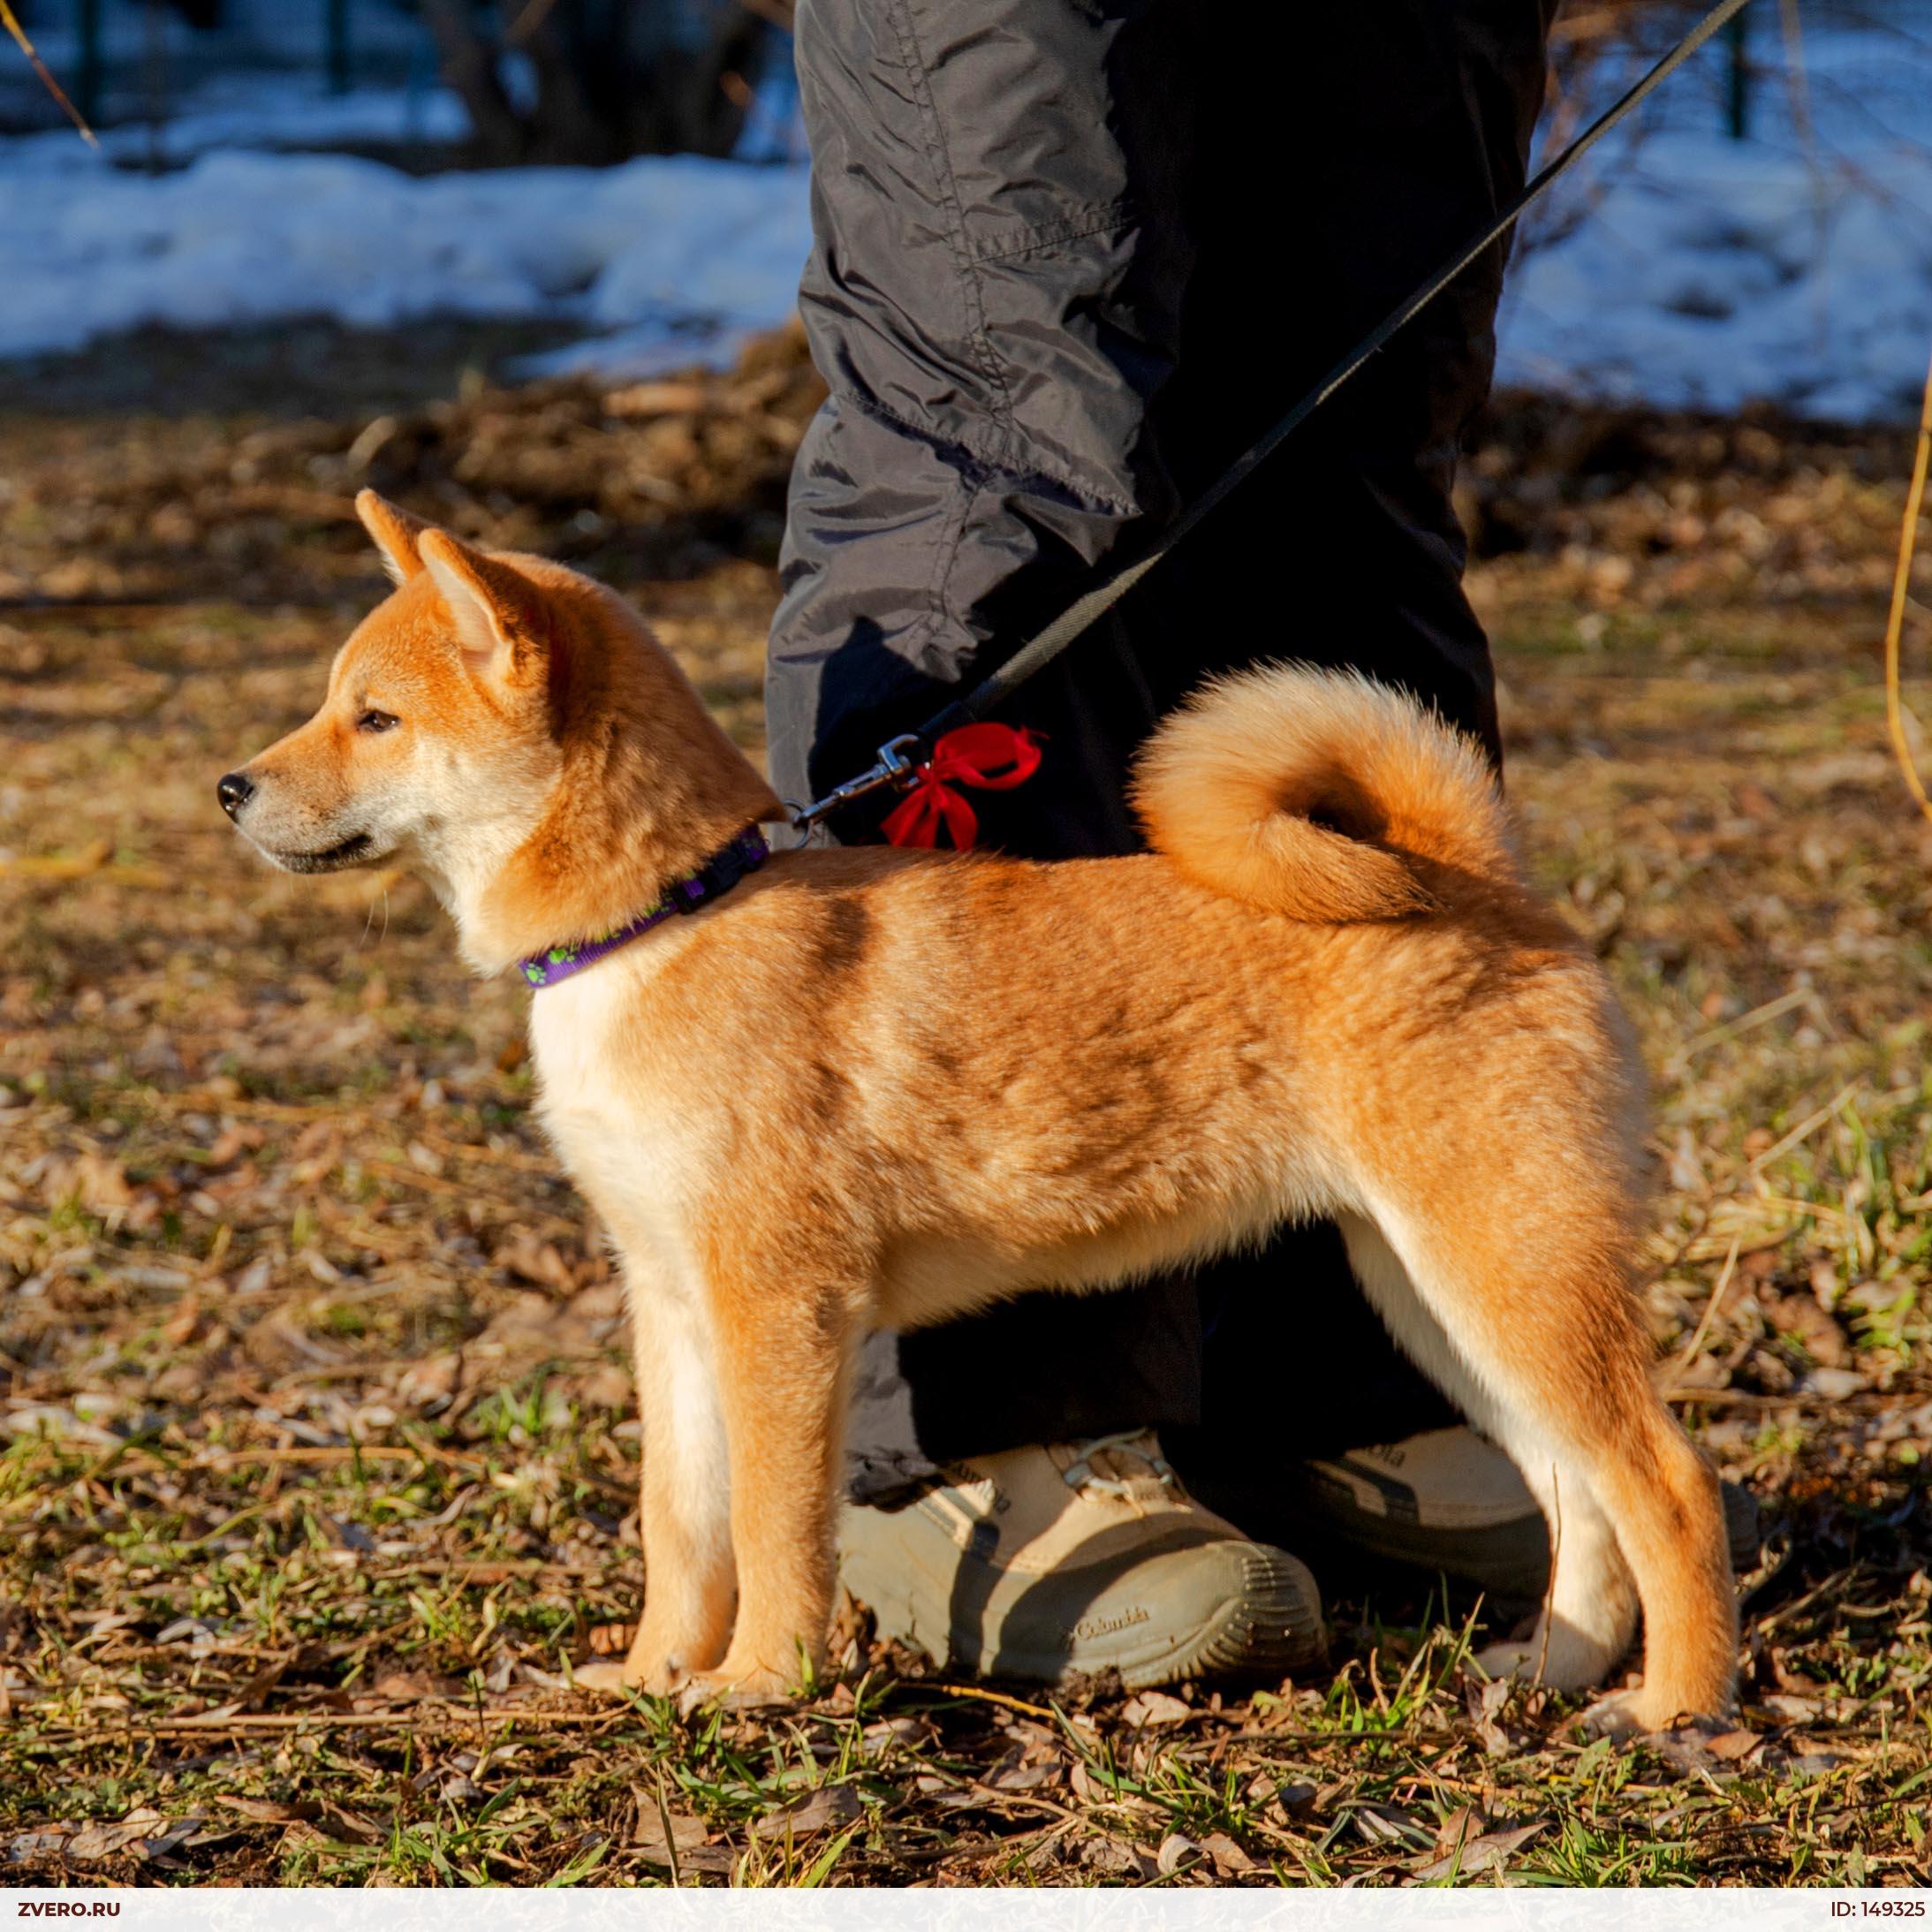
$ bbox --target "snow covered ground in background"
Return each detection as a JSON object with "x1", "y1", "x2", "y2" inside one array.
[
  {"x1": 1495, "y1": 17, "x2": 1932, "y2": 419},
  {"x1": 0, "y1": 102, "x2": 813, "y2": 375},
  {"x1": 3, "y1": 19, "x2": 1932, "y2": 419},
  {"x1": 1496, "y1": 130, "x2": 1932, "y2": 420}
]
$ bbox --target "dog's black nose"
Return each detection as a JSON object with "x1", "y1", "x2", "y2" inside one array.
[{"x1": 216, "y1": 771, "x2": 255, "y2": 819}]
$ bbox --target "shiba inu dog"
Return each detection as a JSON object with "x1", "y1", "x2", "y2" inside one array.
[{"x1": 217, "y1": 490, "x2": 1736, "y2": 1731}]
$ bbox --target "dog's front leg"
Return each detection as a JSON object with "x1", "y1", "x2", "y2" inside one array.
[
  {"x1": 679, "y1": 1263, "x2": 863, "y2": 1703},
  {"x1": 618, "y1": 1261, "x2": 737, "y2": 1692}
]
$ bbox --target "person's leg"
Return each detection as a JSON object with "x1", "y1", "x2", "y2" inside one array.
[
  {"x1": 827, "y1": 1, "x2": 1565, "y2": 1499},
  {"x1": 1148, "y1": 1, "x2": 1557, "y2": 1500},
  {"x1": 772, "y1": 0, "x2": 1215, "y2": 1511},
  {"x1": 774, "y1": 0, "x2": 1330, "y2": 1684}
]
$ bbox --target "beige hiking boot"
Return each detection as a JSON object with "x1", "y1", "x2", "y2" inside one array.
[
  {"x1": 837, "y1": 1429, "x2": 1325, "y2": 1688},
  {"x1": 1193, "y1": 1425, "x2": 1762, "y2": 1607}
]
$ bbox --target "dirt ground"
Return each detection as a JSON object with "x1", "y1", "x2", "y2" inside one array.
[{"x1": 1, "y1": 323, "x2": 1928, "y2": 1887}]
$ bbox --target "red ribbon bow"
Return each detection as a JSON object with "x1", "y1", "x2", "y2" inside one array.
[{"x1": 880, "y1": 723, "x2": 1042, "y2": 850}]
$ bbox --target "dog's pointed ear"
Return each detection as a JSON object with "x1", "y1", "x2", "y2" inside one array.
[
  {"x1": 417, "y1": 529, "x2": 549, "y2": 689},
  {"x1": 356, "y1": 489, "x2": 434, "y2": 585}
]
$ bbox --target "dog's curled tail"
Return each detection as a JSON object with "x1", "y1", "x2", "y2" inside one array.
[{"x1": 1131, "y1": 663, "x2": 1518, "y2": 922}]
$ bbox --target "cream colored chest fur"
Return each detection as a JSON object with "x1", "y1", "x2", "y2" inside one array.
[{"x1": 523, "y1": 936, "x2": 708, "y2": 1269}]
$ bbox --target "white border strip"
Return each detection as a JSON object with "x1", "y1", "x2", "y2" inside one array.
[{"x1": 0, "y1": 1889, "x2": 1910, "y2": 1928}]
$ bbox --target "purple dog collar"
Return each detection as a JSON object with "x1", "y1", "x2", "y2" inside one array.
[{"x1": 517, "y1": 827, "x2": 770, "y2": 990}]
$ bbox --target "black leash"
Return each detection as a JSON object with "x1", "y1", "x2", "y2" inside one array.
[{"x1": 792, "y1": 0, "x2": 1761, "y2": 836}]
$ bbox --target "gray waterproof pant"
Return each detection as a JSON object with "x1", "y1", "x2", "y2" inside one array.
[{"x1": 765, "y1": 0, "x2": 1557, "y2": 1503}]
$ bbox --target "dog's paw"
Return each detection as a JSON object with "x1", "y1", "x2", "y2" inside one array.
[
  {"x1": 1474, "y1": 1638, "x2": 1541, "y2": 1685},
  {"x1": 1577, "y1": 1703, "x2": 1755, "y2": 1777},
  {"x1": 674, "y1": 1661, "x2": 799, "y2": 1716},
  {"x1": 1476, "y1": 1618, "x2": 1630, "y2": 1696},
  {"x1": 569, "y1": 1640, "x2": 696, "y2": 1700},
  {"x1": 1575, "y1": 1688, "x2": 1734, "y2": 1746},
  {"x1": 1575, "y1": 1689, "x2": 1648, "y2": 1742},
  {"x1": 570, "y1": 1657, "x2": 637, "y2": 1697}
]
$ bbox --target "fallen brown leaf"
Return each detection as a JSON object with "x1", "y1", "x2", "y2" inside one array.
[
  {"x1": 1412, "y1": 1818, "x2": 1547, "y2": 1882},
  {"x1": 748, "y1": 1784, "x2": 862, "y2": 1842}
]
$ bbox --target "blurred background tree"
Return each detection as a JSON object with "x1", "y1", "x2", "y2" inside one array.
[
  {"x1": 10, "y1": 0, "x2": 796, "y2": 159},
  {"x1": 421, "y1": 0, "x2": 791, "y2": 163}
]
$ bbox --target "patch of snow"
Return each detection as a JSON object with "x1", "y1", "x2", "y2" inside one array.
[
  {"x1": 1499, "y1": 130, "x2": 1932, "y2": 420},
  {"x1": 1494, "y1": 17, "x2": 1932, "y2": 419},
  {"x1": 0, "y1": 136, "x2": 812, "y2": 368}
]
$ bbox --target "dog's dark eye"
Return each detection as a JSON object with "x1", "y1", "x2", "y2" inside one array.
[{"x1": 356, "y1": 709, "x2": 400, "y2": 734}]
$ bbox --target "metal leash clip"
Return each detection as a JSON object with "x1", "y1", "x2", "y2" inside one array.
[{"x1": 788, "y1": 732, "x2": 924, "y2": 838}]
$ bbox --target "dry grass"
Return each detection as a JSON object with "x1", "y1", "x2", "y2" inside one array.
[{"x1": 0, "y1": 327, "x2": 1928, "y2": 1887}]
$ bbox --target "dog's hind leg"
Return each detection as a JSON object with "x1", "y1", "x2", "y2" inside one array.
[
  {"x1": 1335, "y1": 1209, "x2": 1736, "y2": 1731},
  {"x1": 1336, "y1": 1213, "x2": 1638, "y2": 1689}
]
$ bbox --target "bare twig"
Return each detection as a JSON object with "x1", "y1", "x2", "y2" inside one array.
[
  {"x1": 1669, "y1": 1233, "x2": 1743, "y2": 1386},
  {"x1": 1534, "y1": 1466, "x2": 1561, "y2": 1687},
  {"x1": 1673, "y1": 987, "x2": 1812, "y2": 1064},
  {"x1": 1883, "y1": 340, "x2": 1932, "y2": 827},
  {"x1": 0, "y1": 0, "x2": 96, "y2": 148},
  {"x1": 1746, "y1": 1080, "x2": 1866, "y2": 1178},
  {"x1": 44, "y1": 1704, "x2": 631, "y2": 1738},
  {"x1": 928, "y1": 1682, "x2": 1060, "y2": 1722},
  {"x1": 420, "y1": 0, "x2": 525, "y2": 156}
]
